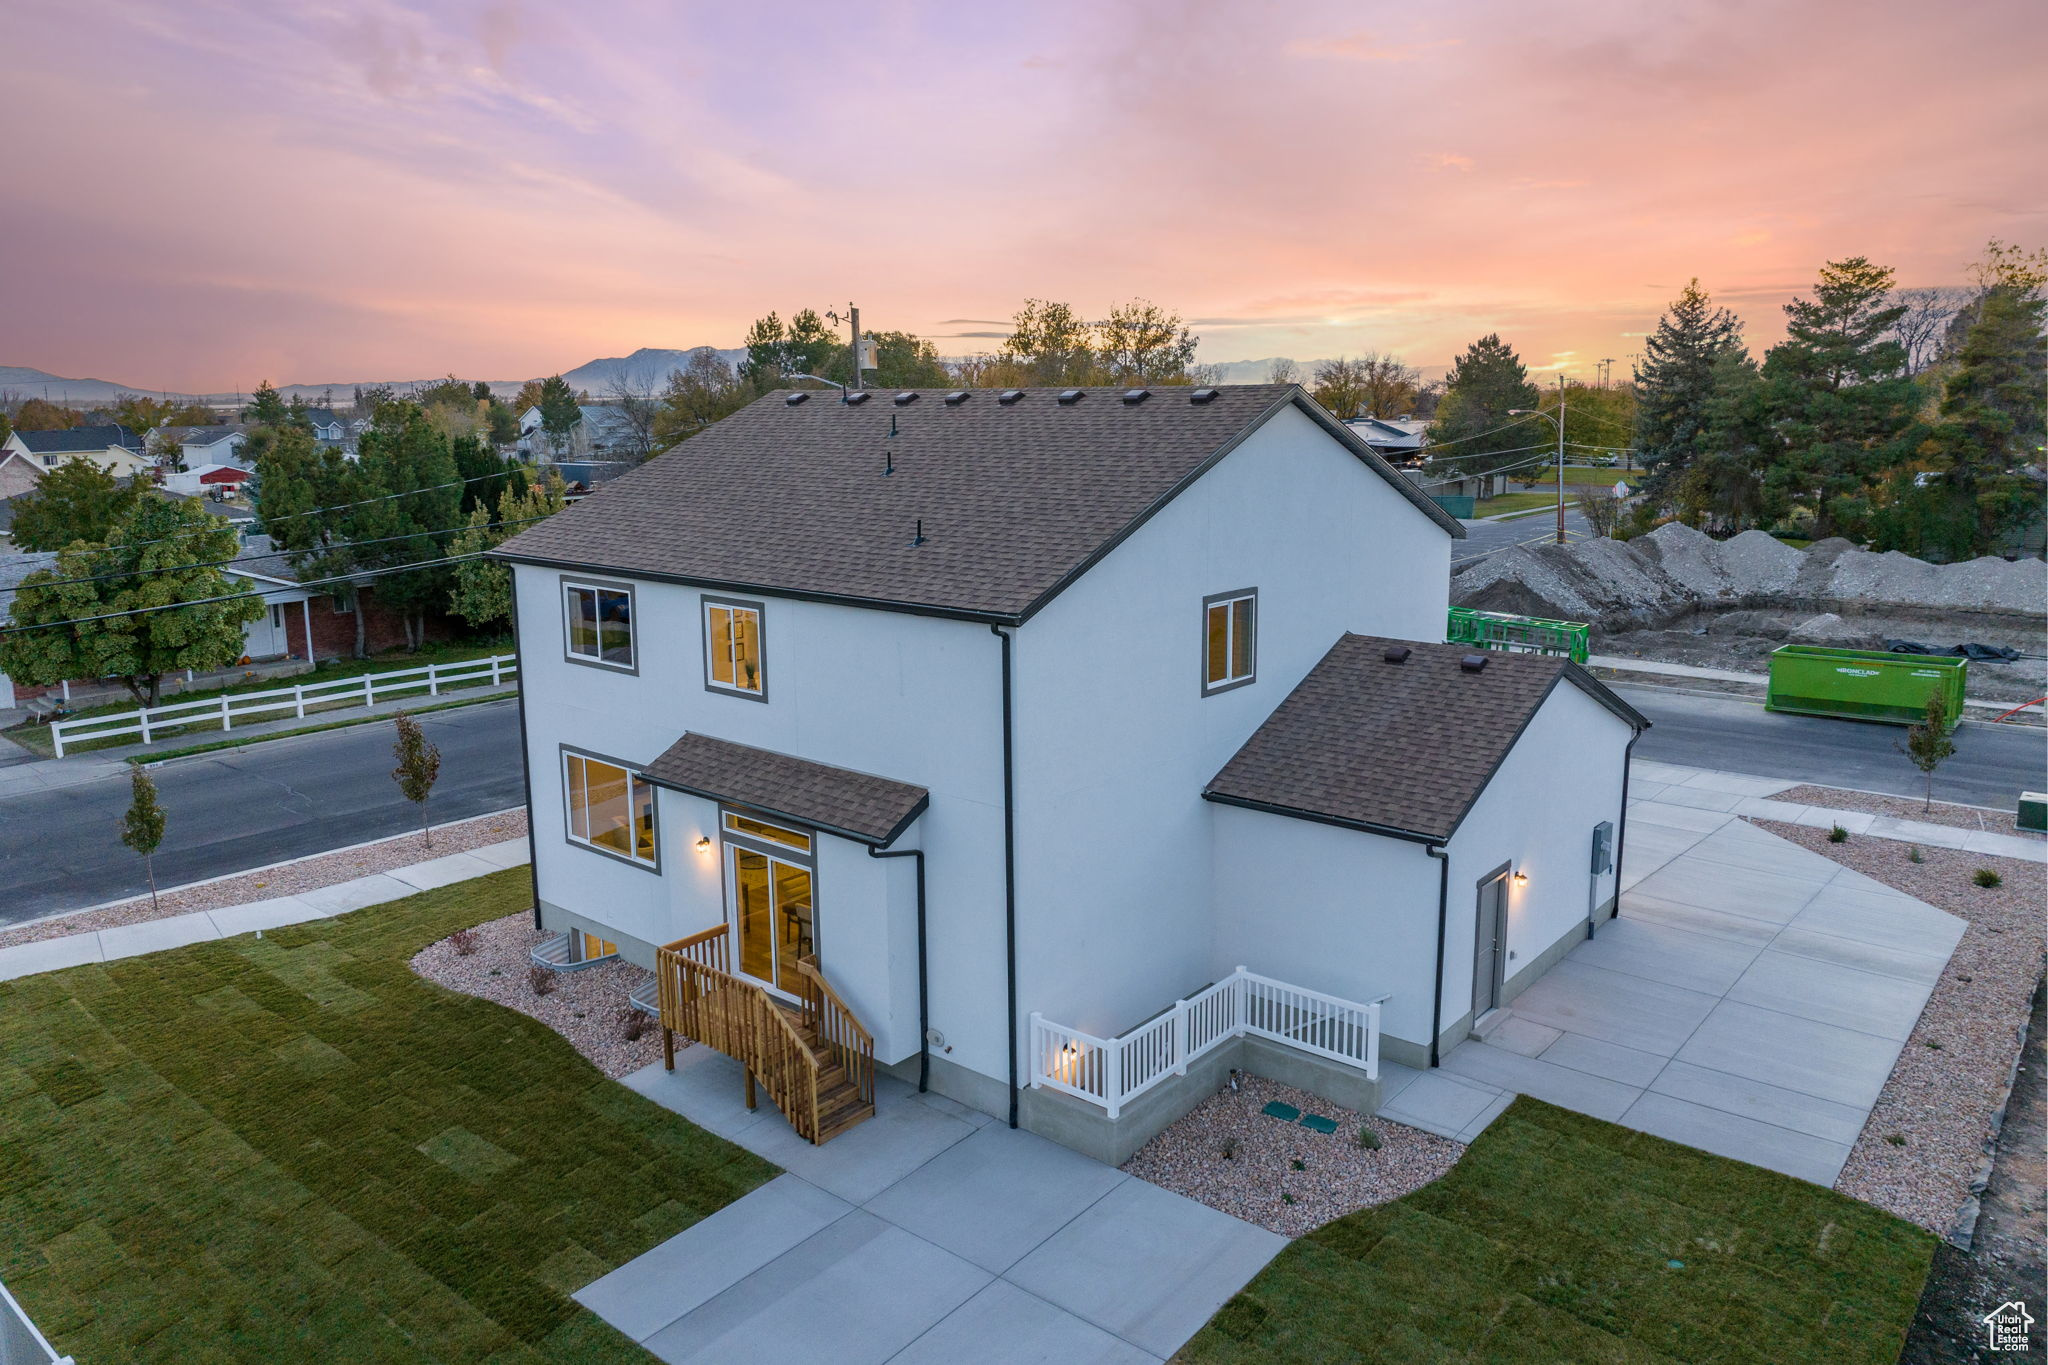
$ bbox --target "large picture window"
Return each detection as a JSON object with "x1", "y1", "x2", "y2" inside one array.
[
  {"x1": 704, "y1": 597, "x2": 765, "y2": 698},
  {"x1": 1203, "y1": 589, "x2": 1257, "y2": 694},
  {"x1": 563, "y1": 751, "x2": 657, "y2": 867},
  {"x1": 564, "y1": 580, "x2": 635, "y2": 670}
]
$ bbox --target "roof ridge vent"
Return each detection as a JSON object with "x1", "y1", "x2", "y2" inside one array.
[
  {"x1": 943, "y1": 391, "x2": 970, "y2": 406},
  {"x1": 845, "y1": 391, "x2": 871, "y2": 405},
  {"x1": 1121, "y1": 388, "x2": 1150, "y2": 405},
  {"x1": 1190, "y1": 387, "x2": 1220, "y2": 404},
  {"x1": 1057, "y1": 389, "x2": 1083, "y2": 405},
  {"x1": 1459, "y1": 653, "x2": 1489, "y2": 673},
  {"x1": 1383, "y1": 646, "x2": 1411, "y2": 664},
  {"x1": 893, "y1": 392, "x2": 919, "y2": 406},
  {"x1": 784, "y1": 391, "x2": 809, "y2": 406},
  {"x1": 998, "y1": 390, "x2": 1025, "y2": 405}
]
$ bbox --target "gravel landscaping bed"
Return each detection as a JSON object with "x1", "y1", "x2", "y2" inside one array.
[
  {"x1": 0, "y1": 808, "x2": 528, "y2": 950},
  {"x1": 1752, "y1": 819, "x2": 2046, "y2": 1235},
  {"x1": 1775, "y1": 784, "x2": 2042, "y2": 834},
  {"x1": 1121, "y1": 1073, "x2": 1463, "y2": 1236},
  {"x1": 411, "y1": 910, "x2": 666, "y2": 1078}
]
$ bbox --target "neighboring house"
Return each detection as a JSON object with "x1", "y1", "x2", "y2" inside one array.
[
  {"x1": 494, "y1": 384, "x2": 1645, "y2": 1160},
  {"x1": 156, "y1": 424, "x2": 250, "y2": 470},
  {"x1": 222, "y1": 535, "x2": 455, "y2": 661},
  {"x1": 303, "y1": 409, "x2": 368, "y2": 450},
  {"x1": 518, "y1": 403, "x2": 642, "y2": 461},
  {"x1": 1344, "y1": 415, "x2": 1429, "y2": 463},
  {"x1": 0, "y1": 448, "x2": 41, "y2": 502},
  {"x1": 0, "y1": 425, "x2": 147, "y2": 478}
]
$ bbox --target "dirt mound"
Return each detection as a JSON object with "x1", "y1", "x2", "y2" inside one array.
[
  {"x1": 1823, "y1": 549, "x2": 2044, "y2": 613},
  {"x1": 1716, "y1": 529, "x2": 1806, "y2": 597},
  {"x1": 1452, "y1": 540, "x2": 1693, "y2": 629}
]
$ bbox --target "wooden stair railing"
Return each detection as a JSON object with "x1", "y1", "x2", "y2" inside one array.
[{"x1": 656, "y1": 929, "x2": 875, "y2": 1145}]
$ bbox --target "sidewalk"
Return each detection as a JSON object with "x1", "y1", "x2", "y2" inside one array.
[
  {"x1": 0, "y1": 689, "x2": 516, "y2": 797},
  {"x1": 0, "y1": 838, "x2": 530, "y2": 982}
]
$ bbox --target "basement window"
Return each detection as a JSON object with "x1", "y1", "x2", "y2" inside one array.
[{"x1": 1202, "y1": 589, "x2": 1257, "y2": 695}]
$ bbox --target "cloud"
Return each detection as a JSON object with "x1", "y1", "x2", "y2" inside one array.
[
  {"x1": 1286, "y1": 31, "x2": 1460, "y2": 63},
  {"x1": 1425, "y1": 152, "x2": 1475, "y2": 172}
]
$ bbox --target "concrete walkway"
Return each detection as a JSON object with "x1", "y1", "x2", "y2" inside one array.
[
  {"x1": 1391, "y1": 771, "x2": 1970, "y2": 1185},
  {"x1": 0, "y1": 839, "x2": 530, "y2": 981},
  {"x1": 580, "y1": 1047, "x2": 1286, "y2": 1364}
]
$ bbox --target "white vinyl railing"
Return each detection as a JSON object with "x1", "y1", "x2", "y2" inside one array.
[
  {"x1": 0, "y1": 1278, "x2": 70, "y2": 1365},
  {"x1": 50, "y1": 653, "x2": 518, "y2": 757},
  {"x1": 1029, "y1": 967, "x2": 1384, "y2": 1119}
]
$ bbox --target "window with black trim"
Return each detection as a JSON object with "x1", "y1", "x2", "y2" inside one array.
[
  {"x1": 564, "y1": 580, "x2": 635, "y2": 670},
  {"x1": 1202, "y1": 589, "x2": 1257, "y2": 694},
  {"x1": 563, "y1": 751, "x2": 657, "y2": 867},
  {"x1": 704, "y1": 597, "x2": 765, "y2": 697}
]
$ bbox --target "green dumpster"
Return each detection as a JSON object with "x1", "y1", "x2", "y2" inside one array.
[
  {"x1": 1447, "y1": 607, "x2": 1591, "y2": 664},
  {"x1": 1764, "y1": 645, "x2": 1967, "y2": 729}
]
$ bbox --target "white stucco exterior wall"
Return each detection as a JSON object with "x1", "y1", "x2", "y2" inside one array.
[{"x1": 1009, "y1": 404, "x2": 1454, "y2": 1042}]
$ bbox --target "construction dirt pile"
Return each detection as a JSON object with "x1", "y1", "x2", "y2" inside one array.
[{"x1": 1454, "y1": 523, "x2": 2047, "y2": 629}]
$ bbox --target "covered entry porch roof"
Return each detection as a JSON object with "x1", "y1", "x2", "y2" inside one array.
[{"x1": 642, "y1": 731, "x2": 929, "y2": 847}]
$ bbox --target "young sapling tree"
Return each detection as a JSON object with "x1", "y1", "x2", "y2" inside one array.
[
  {"x1": 391, "y1": 713, "x2": 443, "y2": 847},
  {"x1": 120, "y1": 766, "x2": 168, "y2": 912},
  {"x1": 1898, "y1": 693, "x2": 1956, "y2": 813}
]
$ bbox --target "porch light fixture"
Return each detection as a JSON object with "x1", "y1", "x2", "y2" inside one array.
[
  {"x1": 1513, "y1": 869, "x2": 1529, "y2": 885},
  {"x1": 696, "y1": 836, "x2": 713, "y2": 854}
]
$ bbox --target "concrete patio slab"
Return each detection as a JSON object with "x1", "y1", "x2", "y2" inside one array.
[
  {"x1": 864, "y1": 1125, "x2": 1128, "y2": 1274},
  {"x1": 1628, "y1": 859, "x2": 1828, "y2": 926},
  {"x1": 640, "y1": 1210, "x2": 990, "y2": 1365},
  {"x1": 1765, "y1": 925, "x2": 1950, "y2": 986},
  {"x1": 1453, "y1": 1091, "x2": 1516, "y2": 1142},
  {"x1": 1621, "y1": 1091, "x2": 1852, "y2": 1186},
  {"x1": 1628, "y1": 801, "x2": 1740, "y2": 834},
  {"x1": 890, "y1": 1280, "x2": 1163, "y2": 1365},
  {"x1": 1674, "y1": 1001, "x2": 1900, "y2": 1110},
  {"x1": 1376, "y1": 1070, "x2": 1505, "y2": 1136},
  {"x1": 1792, "y1": 885, "x2": 1966, "y2": 958},
  {"x1": 1724, "y1": 950, "x2": 1933, "y2": 1041},
  {"x1": 1534, "y1": 1032, "x2": 1668, "y2": 1088},
  {"x1": 576, "y1": 1175, "x2": 854, "y2": 1342},
  {"x1": 736, "y1": 1081, "x2": 983, "y2": 1205},
  {"x1": 1482, "y1": 1014, "x2": 1562, "y2": 1057},
  {"x1": 1005, "y1": 1178, "x2": 1287, "y2": 1360},
  {"x1": 1506, "y1": 959, "x2": 1719, "y2": 1056},
  {"x1": 1570, "y1": 918, "x2": 1762, "y2": 995},
  {"x1": 1439, "y1": 1041, "x2": 1638, "y2": 1122},
  {"x1": 1618, "y1": 892, "x2": 1785, "y2": 949},
  {"x1": 1649, "y1": 786, "x2": 1745, "y2": 813},
  {"x1": 1647, "y1": 1060, "x2": 1868, "y2": 1146}
]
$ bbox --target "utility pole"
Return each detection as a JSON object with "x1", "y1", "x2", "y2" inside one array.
[
  {"x1": 1554, "y1": 373, "x2": 1567, "y2": 546},
  {"x1": 827, "y1": 303, "x2": 864, "y2": 397}
]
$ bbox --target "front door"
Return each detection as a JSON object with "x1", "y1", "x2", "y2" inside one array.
[
  {"x1": 1473, "y1": 871, "x2": 1508, "y2": 1018},
  {"x1": 723, "y1": 811, "x2": 816, "y2": 996}
]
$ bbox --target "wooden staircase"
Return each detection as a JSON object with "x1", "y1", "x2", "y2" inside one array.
[{"x1": 655, "y1": 927, "x2": 876, "y2": 1144}]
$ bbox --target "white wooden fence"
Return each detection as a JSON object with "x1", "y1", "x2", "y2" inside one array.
[
  {"x1": 1029, "y1": 968, "x2": 1384, "y2": 1119},
  {"x1": 50, "y1": 654, "x2": 518, "y2": 757},
  {"x1": 0, "y1": 1278, "x2": 70, "y2": 1365}
]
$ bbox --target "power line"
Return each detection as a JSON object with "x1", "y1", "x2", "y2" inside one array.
[
  {"x1": 8, "y1": 513, "x2": 555, "y2": 596},
  {"x1": 1408, "y1": 410, "x2": 1551, "y2": 454},
  {"x1": 0, "y1": 552, "x2": 491, "y2": 637}
]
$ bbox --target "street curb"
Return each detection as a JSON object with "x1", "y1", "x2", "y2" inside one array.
[{"x1": 133, "y1": 691, "x2": 518, "y2": 769}]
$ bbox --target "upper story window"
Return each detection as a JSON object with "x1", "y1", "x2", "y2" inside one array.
[
  {"x1": 563, "y1": 749, "x2": 657, "y2": 868},
  {"x1": 704, "y1": 596, "x2": 766, "y2": 699},
  {"x1": 564, "y1": 579, "x2": 635, "y2": 671},
  {"x1": 1202, "y1": 589, "x2": 1257, "y2": 695}
]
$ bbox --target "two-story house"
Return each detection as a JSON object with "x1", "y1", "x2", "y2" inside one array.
[
  {"x1": 0, "y1": 425, "x2": 148, "y2": 482},
  {"x1": 494, "y1": 384, "x2": 1644, "y2": 1160}
]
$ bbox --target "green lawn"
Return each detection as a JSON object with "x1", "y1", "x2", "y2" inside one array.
[
  {"x1": 1181, "y1": 1098, "x2": 1933, "y2": 1365},
  {"x1": 1472, "y1": 491, "x2": 1564, "y2": 517},
  {"x1": 0, "y1": 869, "x2": 776, "y2": 1362}
]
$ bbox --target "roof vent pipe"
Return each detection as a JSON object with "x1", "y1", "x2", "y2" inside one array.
[
  {"x1": 910, "y1": 518, "x2": 926, "y2": 547},
  {"x1": 1459, "y1": 654, "x2": 1489, "y2": 672},
  {"x1": 1383, "y1": 646, "x2": 1412, "y2": 664}
]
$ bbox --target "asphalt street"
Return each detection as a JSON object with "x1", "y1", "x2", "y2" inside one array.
[
  {"x1": 0, "y1": 701, "x2": 527, "y2": 925},
  {"x1": 1452, "y1": 508, "x2": 1594, "y2": 570},
  {"x1": 1623, "y1": 684, "x2": 2046, "y2": 809}
]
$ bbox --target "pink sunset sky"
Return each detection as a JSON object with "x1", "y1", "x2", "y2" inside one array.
[{"x1": 4, "y1": 0, "x2": 2043, "y2": 392}]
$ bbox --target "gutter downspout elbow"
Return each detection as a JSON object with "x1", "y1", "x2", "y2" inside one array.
[
  {"x1": 1611, "y1": 731, "x2": 1643, "y2": 925},
  {"x1": 990, "y1": 624, "x2": 1019, "y2": 1128},
  {"x1": 867, "y1": 841, "x2": 929, "y2": 1093},
  {"x1": 1426, "y1": 844, "x2": 1450, "y2": 1068}
]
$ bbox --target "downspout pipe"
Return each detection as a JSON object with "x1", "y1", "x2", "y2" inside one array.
[
  {"x1": 1426, "y1": 844, "x2": 1450, "y2": 1068},
  {"x1": 868, "y1": 841, "x2": 928, "y2": 1092},
  {"x1": 509, "y1": 597, "x2": 543, "y2": 932},
  {"x1": 1610, "y1": 731, "x2": 1642, "y2": 924},
  {"x1": 990, "y1": 624, "x2": 1019, "y2": 1128}
]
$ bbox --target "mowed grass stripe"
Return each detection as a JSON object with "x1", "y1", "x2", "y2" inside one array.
[
  {"x1": 1181, "y1": 1097, "x2": 1933, "y2": 1365},
  {"x1": 0, "y1": 868, "x2": 776, "y2": 1362}
]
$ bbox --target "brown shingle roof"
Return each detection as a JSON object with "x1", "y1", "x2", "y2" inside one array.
[
  {"x1": 1204, "y1": 635, "x2": 1646, "y2": 843},
  {"x1": 641, "y1": 732, "x2": 928, "y2": 846},
  {"x1": 494, "y1": 385, "x2": 1461, "y2": 622}
]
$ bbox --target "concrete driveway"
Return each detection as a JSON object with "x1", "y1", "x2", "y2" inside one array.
[
  {"x1": 1418, "y1": 772, "x2": 1965, "y2": 1185},
  {"x1": 578, "y1": 1045, "x2": 1284, "y2": 1364}
]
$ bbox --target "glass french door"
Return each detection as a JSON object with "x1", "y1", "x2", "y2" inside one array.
[{"x1": 730, "y1": 846, "x2": 814, "y2": 995}]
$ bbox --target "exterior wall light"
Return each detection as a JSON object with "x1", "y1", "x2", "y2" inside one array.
[
  {"x1": 696, "y1": 836, "x2": 713, "y2": 854},
  {"x1": 1513, "y1": 870, "x2": 1529, "y2": 885}
]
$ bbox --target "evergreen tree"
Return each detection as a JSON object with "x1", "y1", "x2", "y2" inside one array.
[
  {"x1": 243, "y1": 380, "x2": 288, "y2": 425},
  {"x1": 1633, "y1": 280, "x2": 1746, "y2": 500},
  {"x1": 1759, "y1": 257, "x2": 1918, "y2": 537},
  {"x1": 353, "y1": 404, "x2": 462, "y2": 651},
  {"x1": 1683, "y1": 350, "x2": 1772, "y2": 530},
  {"x1": 253, "y1": 424, "x2": 380, "y2": 656},
  {"x1": 9, "y1": 457, "x2": 142, "y2": 550},
  {"x1": 0, "y1": 496, "x2": 263, "y2": 705},
  {"x1": 1427, "y1": 334, "x2": 1542, "y2": 474},
  {"x1": 536, "y1": 375, "x2": 581, "y2": 456}
]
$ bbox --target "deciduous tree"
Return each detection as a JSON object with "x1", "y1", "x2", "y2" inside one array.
[
  {"x1": 447, "y1": 472, "x2": 567, "y2": 630},
  {"x1": 10, "y1": 397, "x2": 81, "y2": 431},
  {"x1": 1097, "y1": 299, "x2": 1199, "y2": 384},
  {"x1": 10, "y1": 457, "x2": 141, "y2": 551},
  {"x1": 1002, "y1": 299, "x2": 1097, "y2": 385},
  {"x1": 391, "y1": 713, "x2": 442, "y2": 847},
  {"x1": 120, "y1": 766, "x2": 168, "y2": 912}
]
